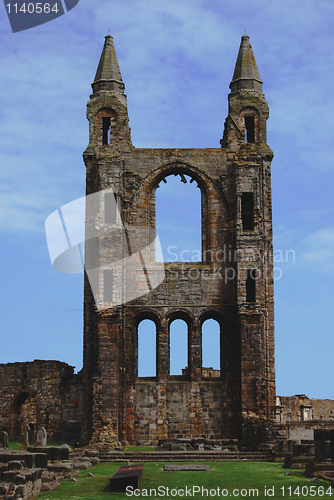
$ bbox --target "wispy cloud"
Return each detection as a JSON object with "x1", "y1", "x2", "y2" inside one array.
[{"x1": 301, "y1": 226, "x2": 334, "y2": 271}]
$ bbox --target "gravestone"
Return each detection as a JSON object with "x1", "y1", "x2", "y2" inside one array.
[
  {"x1": 36, "y1": 427, "x2": 47, "y2": 447},
  {"x1": 0, "y1": 431, "x2": 9, "y2": 448},
  {"x1": 22, "y1": 424, "x2": 29, "y2": 449}
]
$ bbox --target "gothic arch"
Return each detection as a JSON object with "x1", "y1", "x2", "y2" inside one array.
[
  {"x1": 198, "y1": 310, "x2": 224, "y2": 328},
  {"x1": 128, "y1": 162, "x2": 229, "y2": 263},
  {"x1": 199, "y1": 312, "x2": 224, "y2": 378},
  {"x1": 135, "y1": 311, "x2": 161, "y2": 379},
  {"x1": 134, "y1": 310, "x2": 162, "y2": 329},
  {"x1": 200, "y1": 317, "x2": 221, "y2": 378},
  {"x1": 166, "y1": 308, "x2": 195, "y2": 327},
  {"x1": 9, "y1": 389, "x2": 39, "y2": 440}
]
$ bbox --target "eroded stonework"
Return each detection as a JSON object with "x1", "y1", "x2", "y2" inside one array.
[
  {"x1": 82, "y1": 35, "x2": 276, "y2": 447},
  {"x1": 0, "y1": 361, "x2": 82, "y2": 443}
]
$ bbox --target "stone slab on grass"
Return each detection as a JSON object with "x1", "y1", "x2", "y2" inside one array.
[{"x1": 163, "y1": 464, "x2": 212, "y2": 471}]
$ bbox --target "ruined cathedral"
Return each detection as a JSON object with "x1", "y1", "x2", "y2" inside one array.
[
  {"x1": 0, "y1": 35, "x2": 277, "y2": 448},
  {"x1": 81, "y1": 34, "x2": 275, "y2": 446}
]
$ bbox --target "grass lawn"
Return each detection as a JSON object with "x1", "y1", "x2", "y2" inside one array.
[
  {"x1": 8, "y1": 441, "x2": 73, "y2": 450},
  {"x1": 37, "y1": 461, "x2": 333, "y2": 500}
]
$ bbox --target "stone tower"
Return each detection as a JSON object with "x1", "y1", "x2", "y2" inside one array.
[{"x1": 82, "y1": 34, "x2": 275, "y2": 448}]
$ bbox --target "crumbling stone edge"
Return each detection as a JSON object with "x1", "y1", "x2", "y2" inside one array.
[{"x1": 0, "y1": 447, "x2": 99, "y2": 500}]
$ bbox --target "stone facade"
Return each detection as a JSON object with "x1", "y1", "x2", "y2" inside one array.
[
  {"x1": 81, "y1": 34, "x2": 276, "y2": 447},
  {"x1": 0, "y1": 361, "x2": 82, "y2": 444}
]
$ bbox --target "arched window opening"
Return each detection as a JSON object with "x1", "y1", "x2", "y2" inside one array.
[
  {"x1": 245, "y1": 116, "x2": 255, "y2": 143},
  {"x1": 138, "y1": 319, "x2": 157, "y2": 377},
  {"x1": 103, "y1": 117, "x2": 111, "y2": 145},
  {"x1": 96, "y1": 108, "x2": 116, "y2": 145},
  {"x1": 170, "y1": 319, "x2": 188, "y2": 376},
  {"x1": 240, "y1": 107, "x2": 259, "y2": 143},
  {"x1": 202, "y1": 319, "x2": 220, "y2": 377},
  {"x1": 156, "y1": 173, "x2": 201, "y2": 263}
]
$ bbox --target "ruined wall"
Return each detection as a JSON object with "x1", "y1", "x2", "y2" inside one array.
[
  {"x1": 279, "y1": 395, "x2": 334, "y2": 423},
  {"x1": 81, "y1": 35, "x2": 276, "y2": 448},
  {"x1": 0, "y1": 360, "x2": 83, "y2": 444},
  {"x1": 82, "y1": 146, "x2": 275, "y2": 446},
  {"x1": 275, "y1": 395, "x2": 334, "y2": 441}
]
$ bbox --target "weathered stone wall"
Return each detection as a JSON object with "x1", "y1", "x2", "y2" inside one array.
[
  {"x1": 0, "y1": 361, "x2": 83, "y2": 444},
  {"x1": 278, "y1": 395, "x2": 334, "y2": 423},
  {"x1": 274, "y1": 395, "x2": 334, "y2": 441},
  {"x1": 81, "y1": 35, "x2": 276, "y2": 448},
  {"x1": 132, "y1": 380, "x2": 223, "y2": 445}
]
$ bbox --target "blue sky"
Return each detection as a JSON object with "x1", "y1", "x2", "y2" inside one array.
[{"x1": 1, "y1": 0, "x2": 334, "y2": 399}]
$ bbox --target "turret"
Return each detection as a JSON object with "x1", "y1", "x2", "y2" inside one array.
[
  {"x1": 221, "y1": 35, "x2": 269, "y2": 150},
  {"x1": 85, "y1": 35, "x2": 132, "y2": 151}
]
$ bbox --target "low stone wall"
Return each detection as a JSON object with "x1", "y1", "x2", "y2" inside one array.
[
  {"x1": 0, "y1": 447, "x2": 98, "y2": 500},
  {"x1": 275, "y1": 421, "x2": 334, "y2": 442}
]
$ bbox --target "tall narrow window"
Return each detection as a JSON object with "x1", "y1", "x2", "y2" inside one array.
[
  {"x1": 103, "y1": 269, "x2": 113, "y2": 303},
  {"x1": 245, "y1": 116, "x2": 255, "y2": 143},
  {"x1": 170, "y1": 319, "x2": 188, "y2": 376},
  {"x1": 138, "y1": 319, "x2": 156, "y2": 377},
  {"x1": 202, "y1": 319, "x2": 220, "y2": 377},
  {"x1": 105, "y1": 193, "x2": 117, "y2": 224},
  {"x1": 246, "y1": 269, "x2": 256, "y2": 302},
  {"x1": 102, "y1": 117, "x2": 111, "y2": 145},
  {"x1": 241, "y1": 192, "x2": 254, "y2": 231},
  {"x1": 156, "y1": 173, "x2": 201, "y2": 262}
]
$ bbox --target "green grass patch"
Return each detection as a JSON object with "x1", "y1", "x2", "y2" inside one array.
[
  {"x1": 36, "y1": 461, "x2": 333, "y2": 500},
  {"x1": 8, "y1": 441, "x2": 73, "y2": 450},
  {"x1": 8, "y1": 441, "x2": 22, "y2": 450}
]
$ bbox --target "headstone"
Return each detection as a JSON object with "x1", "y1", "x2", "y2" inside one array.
[
  {"x1": 60, "y1": 443, "x2": 71, "y2": 451},
  {"x1": 0, "y1": 431, "x2": 9, "y2": 448},
  {"x1": 22, "y1": 424, "x2": 29, "y2": 449},
  {"x1": 36, "y1": 427, "x2": 47, "y2": 447}
]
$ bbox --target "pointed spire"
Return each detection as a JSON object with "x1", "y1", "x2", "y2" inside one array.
[
  {"x1": 230, "y1": 35, "x2": 263, "y2": 93},
  {"x1": 92, "y1": 35, "x2": 125, "y2": 94}
]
